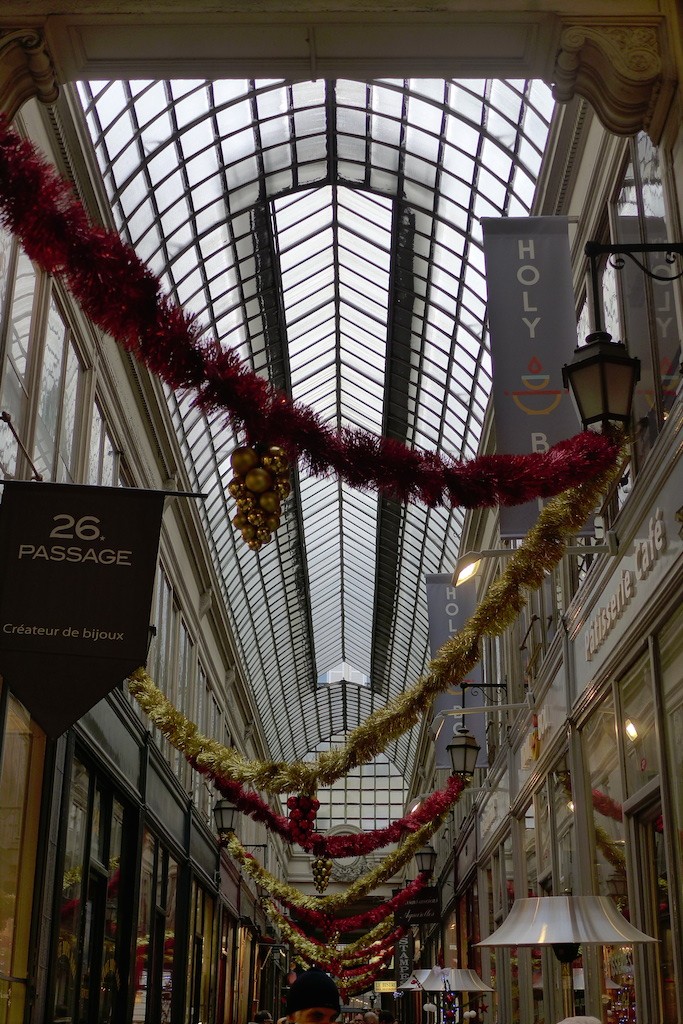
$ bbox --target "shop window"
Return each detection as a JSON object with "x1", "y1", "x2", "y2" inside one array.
[
  {"x1": 32, "y1": 297, "x2": 85, "y2": 482},
  {"x1": 186, "y1": 882, "x2": 216, "y2": 1024},
  {"x1": 0, "y1": 244, "x2": 38, "y2": 478},
  {"x1": 0, "y1": 691, "x2": 45, "y2": 1024},
  {"x1": 51, "y1": 755, "x2": 135, "y2": 1024},
  {"x1": 134, "y1": 829, "x2": 178, "y2": 1024},
  {"x1": 610, "y1": 135, "x2": 682, "y2": 466},
  {"x1": 619, "y1": 651, "x2": 659, "y2": 797},
  {"x1": 658, "y1": 604, "x2": 683, "y2": 899},
  {"x1": 0, "y1": 239, "x2": 89, "y2": 485},
  {"x1": 87, "y1": 400, "x2": 118, "y2": 486}
]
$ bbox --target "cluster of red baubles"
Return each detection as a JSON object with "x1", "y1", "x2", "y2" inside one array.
[
  {"x1": 229, "y1": 444, "x2": 291, "y2": 550},
  {"x1": 286, "y1": 794, "x2": 320, "y2": 844},
  {"x1": 444, "y1": 991, "x2": 457, "y2": 1024}
]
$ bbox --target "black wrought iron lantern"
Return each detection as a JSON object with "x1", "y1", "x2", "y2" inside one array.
[
  {"x1": 562, "y1": 331, "x2": 640, "y2": 431},
  {"x1": 414, "y1": 843, "x2": 438, "y2": 876},
  {"x1": 447, "y1": 723, "x2": 481, "y2": 778},
  {"x1": 214, "y1": 798, "x2": 238, "y2": 837}
]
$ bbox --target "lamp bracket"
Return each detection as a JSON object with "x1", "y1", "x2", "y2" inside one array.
[
  {"x1": 585, "y1": 240, "x2": 683, "y2": 332},
  {"x1": 586, "y1": 240, "x2": 683, "y2": 282}
]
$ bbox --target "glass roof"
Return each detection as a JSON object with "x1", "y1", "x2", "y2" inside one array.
[{"x1": 76, "y1": 76, "x2": 554, "y2": 783}]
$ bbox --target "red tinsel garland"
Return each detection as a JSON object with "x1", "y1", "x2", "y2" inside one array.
[
  {"x1": 0, "y1": 117, "x2": 620, "y2": 510},
  {"x1": 287, "y1": 872, "x2": 429, "y2": 936},
  {"x1": 193, "y1": 751, "x2": 464, "y2": 856}
]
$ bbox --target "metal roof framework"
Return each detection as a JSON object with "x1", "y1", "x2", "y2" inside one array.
[{"x1": 76, "y1": 75, "x2": 553, "y2": 792}]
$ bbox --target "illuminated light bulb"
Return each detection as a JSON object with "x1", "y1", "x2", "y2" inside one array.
[
  {"x1": 625, "y1": 719, "x2": 638, "y2": 741},
  {"x1": 456, "y1": 559, "x2": 481, "y2": 585}
]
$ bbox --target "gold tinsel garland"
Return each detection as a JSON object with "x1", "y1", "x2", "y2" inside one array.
[
  {"x1": 223, "y1": 812, "x2": 447, "y2": 912},
  {"x1": 264, "y1": 902, "x2": 398, "y2": 967},
  {"x1": 128, "y1": 449, "x2": 622, "y2": 794}
]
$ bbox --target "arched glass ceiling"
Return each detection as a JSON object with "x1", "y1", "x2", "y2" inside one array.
[{"x1": 76, "y1": 77, "x2": 554, "y2": 783}]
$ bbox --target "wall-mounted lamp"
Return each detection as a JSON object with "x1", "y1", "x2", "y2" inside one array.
[
  {"x1": 214, "y1": 797, "x2": 238, "y2": 837},
  {"x1": 562, "y1": 331, "x2": 640, "y2": 433},
  {"x1": 446, "y1": 723, "x2": 481, "y2": 779},
  {"x1": 453, "y1": 536, "x2": 618, "y2": 588},
  {"x1": 414, "y1": 844, "x2": 438, "y2": 877}
]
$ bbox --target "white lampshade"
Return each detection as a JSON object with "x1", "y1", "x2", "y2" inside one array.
[
  {"x1": 421, "y1": 966, "x2": 492, "y2": 992},
  {"x1": 398, "y1": 969, "x2": 432, "y2": 990},
  {"x1": 442, "y1": 969, "x2": 493, "y2": 993},
  {"x1": 420, "y1": 966, "x2": 448, "y2": 991},
  {"x1": 477, "y1": 896, "x2": 657, "y2": 947}
]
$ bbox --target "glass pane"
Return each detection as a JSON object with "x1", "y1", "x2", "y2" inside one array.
[
  {"x1": 54, "y1": 758, "x2": 90, "y2": 1023},
  {"x1": 57, "y1": 340, "x2": 84, "y2": 483},
  {"x1": 163, "y1": 854, "x2": 178, "y2": 1019},
  {"x1": 0, "y1": 697, "x2": 34, "y2": 980},
  {"x1": 659, "y1": 606, "x2": 683, "y2": 903},
  {"x1": 99, "y1": 798, "x2": 125, "y2": 1024},
  {"x1": 133, "y1": 830, "x2": 154, "y2": 1022},
  {"x1": 620, "y1": 651, "x2": 658, "y2": 796},
  {"x1": 32, "y1": 297, "x2": 67, "y2": 480},
  {"x1": 0, "y1": 250, "x2": 36, "y2": 477}
]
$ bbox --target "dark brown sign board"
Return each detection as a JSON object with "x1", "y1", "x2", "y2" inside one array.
[
  {"x1": 395, "y1": 886, "x2": 441, "y2": 926},
  {"x1": 0, "y1": 481, "x2": 165, "y2": 738}
]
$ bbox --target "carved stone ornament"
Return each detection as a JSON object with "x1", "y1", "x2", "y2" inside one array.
[
  {"x1": 0, "y1": 29, "x2": 59, "y2": 118},
  {"x1": 552, "y1": 20, "x2": 674, "y2": 142},
  {"x1": 330, "y1": 853, "x2": 369, "y2": 883}
]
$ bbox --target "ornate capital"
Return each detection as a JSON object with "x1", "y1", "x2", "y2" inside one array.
[
  {"x1": 0, "y1": 29, "x2": 59, "y2": 118},
  {"x1": 553, "y1": 20, "x2": 673, "y2": 141}
]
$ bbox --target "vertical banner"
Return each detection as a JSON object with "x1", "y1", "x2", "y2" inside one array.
[
  {"x1": 395, "y1": 932, "x2": 414, "y2": 989},
  {"x1": 0, "y1": 481, "x2": 166, "y2": 737},
  {"x1": 482, "y1": 217, "x2": 583, "y2": 538},
  {"x1": 424, "y1": 573, "x2": 486, "y2": 768}
]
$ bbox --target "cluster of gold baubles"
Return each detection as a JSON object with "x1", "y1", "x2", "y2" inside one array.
[
  {"x1": 312, "y1": 855, "x2": 334, "y2": 893},
  {"x1": 229, "y1": 444, "x2": 291, "y2": 550}
]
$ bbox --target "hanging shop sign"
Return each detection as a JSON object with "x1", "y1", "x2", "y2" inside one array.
[
  {"x1": 374, "y1": 981, "x2": 397, "y2": 993},
  {"x1": 482, "y1": 216, "x2": 584, "y2": 538},
  {"x1": 425, "y1": 574, "x2": 487, "y2": 769},
  {"x1": 395, "y1": 933, "x2": 413, "y2": 988},
  {"x1": 395, "y1": 886, "x2": 441, "y2": 926},
  {"x1": 0, "y1": 481, "x2": 165, "y2": 737}
]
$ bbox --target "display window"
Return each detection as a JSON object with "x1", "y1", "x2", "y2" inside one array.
[
  {"x1": 51, "y1": 753, "x2": 136, "y2": 1024},
  {"x1": 186, "y1": 880, "x2": 217, "y2": 1024},
  {"x1": 133, "y1": 828, "x2": 179, "y2": 1024},
  {"x1": 0, "y1": 690, "x2": 45, "y2": 1024}
]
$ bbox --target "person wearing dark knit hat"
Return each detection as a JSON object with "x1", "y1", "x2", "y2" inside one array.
[{"x1": 286, "y1": 968, "x2": 341, "y2": 1024}]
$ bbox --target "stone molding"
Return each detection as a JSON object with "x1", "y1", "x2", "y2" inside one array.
[
  {"x1": 0, "y1": 28, "x2": 58, "y2": 117},
  {"x1": 553, "y1": 19, "x2": 674, "y2": 141},
  {"x1": 0, "y1": 12, "x2": 678, "y2": 149}
]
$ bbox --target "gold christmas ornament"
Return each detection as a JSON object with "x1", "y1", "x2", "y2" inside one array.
[
  {"x1": 258, "y1": 490, "x2": 280, "y2": 514},
  {"x1": 228, "y1": 442, "x2": 292, "y2": 551},
  {"x1": 244, "y1": 466, "x2": 273, "y2": 493},
  {"x1": 230, "y1": 446, "x2": 260, "y2": 475}
]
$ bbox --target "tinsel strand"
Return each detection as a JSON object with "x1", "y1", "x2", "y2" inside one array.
[
  {"x1": 128, "y1": 444, "x2": 624, "y2": 794},
  {"x1": 0, "y1": 116, "x2": 620, "y2": 511}
]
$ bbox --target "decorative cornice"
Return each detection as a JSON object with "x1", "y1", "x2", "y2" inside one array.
[
  {"x1": 552, "y1": 20, "x2": 674, "y2": 141},
  {"x1": 0, "y1": 29, "x2": 58, "y2": 117}
]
